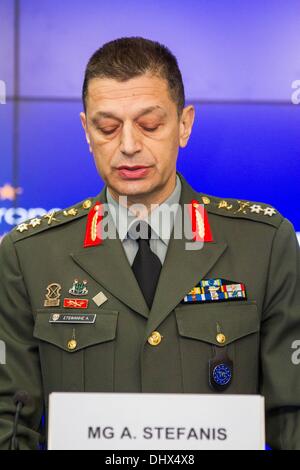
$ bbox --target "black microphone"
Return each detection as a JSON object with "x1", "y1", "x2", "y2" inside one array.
[{"x1": 9, "y1": 391, "x2": 32, "y2": 450}]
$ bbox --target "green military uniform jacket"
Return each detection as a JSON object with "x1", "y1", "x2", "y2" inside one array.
[{"x1": 0, "y1": 172, "x2": 299, "y2": 449}]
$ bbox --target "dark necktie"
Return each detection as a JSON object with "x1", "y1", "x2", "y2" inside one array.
[{"x1": 130, "y1": 220, "x2": 162, "y2": 309}]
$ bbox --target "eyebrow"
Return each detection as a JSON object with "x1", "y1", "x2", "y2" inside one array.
[{"x1": 91, "y1": 106, "x2": 167, "y2": 123}]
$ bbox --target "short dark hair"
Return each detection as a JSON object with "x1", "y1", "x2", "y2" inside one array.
[{"x1": 82, "y1": 37, "x2": 185, "y2": 115}]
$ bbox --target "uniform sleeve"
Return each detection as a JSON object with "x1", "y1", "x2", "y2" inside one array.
[
  {"x1": 260, "y1": 218, "x2": 300, "y2": 450},
  {"x1": 0, "y1": 234, "x2": 44, "y2": 450}
]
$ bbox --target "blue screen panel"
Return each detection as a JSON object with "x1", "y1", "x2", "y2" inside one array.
[
  {"x1": 1, "y1": 100, "x2": 297, "y2": 238},
  {"x1": 0, "y1": 103, "x2": 14, "y2": 240},
  {"x1": 1, "y1": 99, "x2": 299, "y2": 238},
  {"x1": 0, "y1": 0, "x2": 14, "y2": 97},
  {"x1": 18, "y1": 101, "x2": 102, "y2": 211},
  {"x1": 179, "y1": 102, "x2": 300, "y2": 230},
  {"x1": 19, "y1": 0, "x2": 300, "y2": 101}
]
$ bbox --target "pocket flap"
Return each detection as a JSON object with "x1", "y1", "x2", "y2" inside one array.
[
  {"x1": 33, "y1": 309, "x2": 118, "y2": 352},
  {"x1": 175, "y1": 302, "x2": 259, "y2": 346}
]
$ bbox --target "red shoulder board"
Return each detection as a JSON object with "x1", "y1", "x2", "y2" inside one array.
[
  {"x1": 189, "y1": 199, "x2": 214, "y2": 242},
  {"x1": 84, "y1": 202, "x2": 104, "y2": 247}
]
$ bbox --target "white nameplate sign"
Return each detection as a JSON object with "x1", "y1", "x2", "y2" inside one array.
[{"x1": 48, "y1": 393, "x2": 265, "y2": 450}]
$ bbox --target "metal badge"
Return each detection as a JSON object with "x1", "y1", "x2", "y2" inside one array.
[
  {"x1": 209, "y1": 343, "x2": 233, "y2": 392},
  {"x1": 92, "y1": 291, "x2": 108, "y2": 307},
  {"x1": 210, "y1": 362, "x2": 233, "y2": 389},
  {"x1": 44, "y1": 283, "x2": 62, "y2": 307},
  {"x1": 69, "y1": 279, "x2": 88, "y2": 296}
]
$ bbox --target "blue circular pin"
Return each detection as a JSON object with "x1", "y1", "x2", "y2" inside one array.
[{"x1": 212, "y1": 363, "x2": 232, "y2": 386}]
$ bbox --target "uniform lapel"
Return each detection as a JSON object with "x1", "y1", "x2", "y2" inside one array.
[
  {"x1": 70, "y1": 174, "x2": 227, "y2": 326},
  {"x1": 144, "y1": 173, "x2": 228, "y2": 340},
  {"x1": 71, "y1": 186, "x2": 149, "y2": 318}
]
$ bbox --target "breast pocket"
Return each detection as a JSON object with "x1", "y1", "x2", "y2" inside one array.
[
  {"x1": 33, "y1": 309, "x2": 118, "y2": 396},
  {"x1": 175, "y1": 301, "x2": 260, "y2": 394}
]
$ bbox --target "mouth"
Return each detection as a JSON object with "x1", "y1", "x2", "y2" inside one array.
[{"x1": 116, "y1": 165, "x2": 152, "y2": 180}]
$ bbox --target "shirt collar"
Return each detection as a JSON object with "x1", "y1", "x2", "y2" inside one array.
[{"x1": 106, "y1": 174, "x2": 182, "y2": 245}]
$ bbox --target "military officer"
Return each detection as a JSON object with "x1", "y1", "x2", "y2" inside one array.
[{"x1": 0, "y1": 37, "x2": 299, "y2": 450}]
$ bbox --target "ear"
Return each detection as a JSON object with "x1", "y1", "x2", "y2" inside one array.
[
  {"x1": 80, "y1": 112, "x2": 93, "y2": 153},
  {"x1": 179, "y1": 105, "x2": 195, "y2": 148}
]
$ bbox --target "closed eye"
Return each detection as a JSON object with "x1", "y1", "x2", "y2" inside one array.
[
  {"x1": 98, "y1": 127, "x2": 118, "y2": 135},
  {"x1": 97, "y1": 124, "x2": 160, "y2": 135},
  {"x1": 141, "y1": 126, "x2": 159, "y2": 132}
]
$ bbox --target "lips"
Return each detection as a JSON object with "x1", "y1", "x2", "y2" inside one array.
[{"x1": 117, "y1": 165, "x2": 151, "y2": 179}]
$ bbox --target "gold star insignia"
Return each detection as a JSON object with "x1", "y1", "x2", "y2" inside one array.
[
  {"x1": 250, "y1": 204, "x2": 263, "y2": 214},
  {"x1": 29, "y1": 218, "x2": 42, "y2": 228},
  {"x1": 16, "y1": 223, "x2": 29, "y2": 233},
  {"x1": 264, "y1": 207, "x2": 276, "y2": 216}
]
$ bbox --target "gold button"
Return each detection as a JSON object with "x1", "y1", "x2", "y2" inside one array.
[
  {"x1": 147, "y1": 331, "x2": 163, "y2": 346},
  {"x1": 202, "y1": 196, "x2": 211, "y2": 205},
  {"x1": 67, "y1": 339, "x2": 77, "y2": 350},
  {"x1": 216, "y1": 333, "x2": 226, "y2": 344},
  {"x1": 82, "y1": 200, "x2": 92, "y2": 210}
]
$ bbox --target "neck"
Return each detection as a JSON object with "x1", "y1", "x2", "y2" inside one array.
[{"x1": 109, "y1": 173, "x2": 177, "y2": 218}]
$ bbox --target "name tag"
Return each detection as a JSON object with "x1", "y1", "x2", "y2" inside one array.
[{"x1": 49, "y1": 313, "x2": 96, "y2": 324}]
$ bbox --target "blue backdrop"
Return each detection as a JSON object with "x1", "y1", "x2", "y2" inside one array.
[{"x1": 0, "y1": 0, "x2": 300, "y2": 241}]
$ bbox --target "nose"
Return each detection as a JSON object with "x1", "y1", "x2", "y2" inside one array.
[{"x1": 119, "y1": 121, "x2": 142, "y2": 156}]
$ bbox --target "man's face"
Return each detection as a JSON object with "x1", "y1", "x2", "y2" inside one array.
[{"x1": 80, "y1": 73, "x2": 194, "y2": 201}]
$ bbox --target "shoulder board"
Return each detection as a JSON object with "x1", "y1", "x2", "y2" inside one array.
[
  {"x1": 198, "y1": 193, "x2": 283, "y2": 228},
  {"x1": 11, "y1": 196, "x2": 99, "y2": 243}
]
